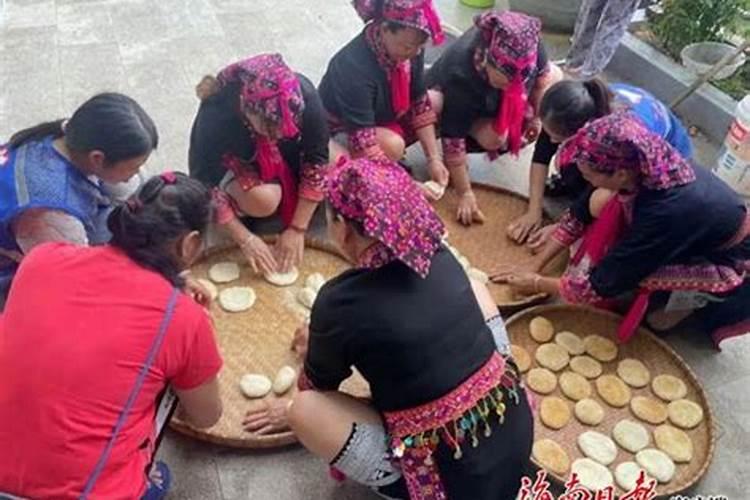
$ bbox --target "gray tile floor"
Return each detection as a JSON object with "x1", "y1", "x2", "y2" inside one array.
[{"x1": 1, "y1": 1, "x2": 747, "y2": 498}]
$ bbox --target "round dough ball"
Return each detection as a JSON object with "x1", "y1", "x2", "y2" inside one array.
[
  {"x1": 510, "y1": 344, "x2": 531, "y2": 373},
  {"x1": 209, "y1": 261, "x2": 240, "y2": 283},
  {"x1": 218, "y1": 287, "x2": 256, "y2": 313},
  {"x1": 305, "y1": 273, "x2": 326, "y2": 292},
  {"x1": 527, "y1": 368, "x2": 558, "y2": 394},
  {"x1": 570, "y1": 355, "x2": 603, "y2": 379},
  {"x1": 575, "y1": 399, "x2": 605, "y2": 426},
  {"x1": 631, "y1": 396, "x2": 669, "y2": 425},
  {"x1": 196, "y1": 278, "x2": 219, "y2": 301},
  {"x1": 272, "y1": 366, "x2": 297, "y2": 395},
  {"x1": 654, "y1": 424, "x2": 694, "y2": 463},
  {"x1": 636, "y1": 448, "x2": 676, "y2": 483},
  {"x1": 467, "y1": 267, "x2": 489, "y2": 285},
  {"x1": 571, "y1": 458, "x2": 614, "y2": 491},
  {"x1": 555, "y1": 331, "x2": 585, "y2": 355},
  {"x1": 596, "y1": 374, "x2": 632, "y2": 408},
  {"x1": 668, "y1": 399, "x2": 705, "y2": 429},
  {"x1": 240, "y1": 374, "x2": 272, "y2": 398},
  {"x1": 584, "y1": 335, "x2": 619, "y2": 362},
  {"x1": 535, "y1": 343, "x2": 570, "y2": 372},
  {"x1": 540, "y1": 397, "x2": 571, "y2": 430},
  {"x1": 652, "y1": 374, "x2": 688, "y2": 402},
  {"x1": 559, "y1": 371, "x2": 592, "y2": 401},
  {"x1": 423, "y1": 180, "x2": 446, "y2": 200},
  {"x1": 578, "y1": 430, "x2": 618, "y2": 466},
  {"x1": 533, "y1": 439, "x2": 570, "y2": 476},
  {"x1": 529, "y1": 316, "x2": 555, "y2": 342},
  {"x1": 297, "y1": 287, "x2": 317, "y2": 309},
  {"x1": 615, "y1": 462, "x2": 651, "y2": 492},
  {"x1": 617, "y1": 359, "x2": 651, "y2": 388},
  {"x1": 613, "y1": 419, "x2": 651, "y2": 453},
  {"x1": 264, "y1": 266, "x2": 300, "y2": 287}
]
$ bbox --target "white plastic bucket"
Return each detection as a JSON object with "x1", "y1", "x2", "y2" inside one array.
[{"x1": 715, "y1": 95, "x2": 750, "y2": 199}]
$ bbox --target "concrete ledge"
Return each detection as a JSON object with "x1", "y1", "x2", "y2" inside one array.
[{"x1": 607, "y1": 32, "x2": 738, "y2": 143}]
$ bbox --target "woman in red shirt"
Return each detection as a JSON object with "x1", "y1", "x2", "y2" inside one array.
[{"x1": 0, "y1": 172, "x2": 223, "y2": 499}]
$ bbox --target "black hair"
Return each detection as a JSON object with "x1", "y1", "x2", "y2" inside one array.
[
  {"x1": 9, "y1": 92, "x2": 158, "y2": 165},
  {"x1": 540, "y1": 78, "x2": 613, "y2": 138},
  {"x1": 107, "y1": 173, "x2": 212, "y2": 287}
]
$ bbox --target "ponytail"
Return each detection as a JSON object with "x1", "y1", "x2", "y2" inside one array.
[
  {"x1": 108, "y1": 173, "x2": 212, "y2": 286},
  {"x1": 9, "y1": 120, "x2": 65, "y2": 149},
  {"x1": 582, "y1": 78, "x2": 612, "y2": 118},
  {"x1": 540, "y1": 78, "x2": 614, "y2": 138}
]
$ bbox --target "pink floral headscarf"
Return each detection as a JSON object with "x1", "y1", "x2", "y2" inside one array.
[
  {"x1": 353, "y1": 0, "x2": 444, "y2": 44},
  {"x1": 326, "y1": 157, "x2": 445, "y2": 278},
  {"x1": 559, "y1": 112, "x2": 696, "y2": 190}
]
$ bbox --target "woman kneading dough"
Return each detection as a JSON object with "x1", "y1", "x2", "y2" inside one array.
[
  {"x1": 244, "y1": 157, "x2": 533, "y2": 500},
  {"x1": 190, "y1": 54, "x2": 330, "y2": 274},
  {"x1": 0, "y1": 173, "x2": 223, "y2": 499}
]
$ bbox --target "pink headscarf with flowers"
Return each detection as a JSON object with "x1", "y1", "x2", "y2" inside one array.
[
  {"x1": 217, "y1": 54, "x2": 304, "y2": 226},
  {"x1": 326, "y1": 157, "x2": 444, "y2": 278},
  {"x1": 476, "y1": 11, "x2": 541, "y2": 156}
]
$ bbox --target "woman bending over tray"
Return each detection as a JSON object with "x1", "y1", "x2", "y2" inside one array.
[
  {"x1": 425, "y1": 10, "x2": 562, "y2": 225},
  {"x1": 0, "y1": 92, "x2": 158, "y2": 306},
  {"x1": 507, "y1": 78, "x2": 694, "y2": 246},
  {"x1": 244, "y1": 157, "x2": 534, "y2": 500},
  {"x1": 0, "y1": 173, "x2": 223, "y2": 499},
  {"x1": 190, "y1": 54, "x2": 330, "y2": 275},
  {"x1": 494, "y1": 113, "x2": 750, "y2": 350}
]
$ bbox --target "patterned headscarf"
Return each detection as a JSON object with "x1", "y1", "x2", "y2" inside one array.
[
  {"x1": 475, "y1": 11, "x2": 541, "y2": 156},
  {"x1": 353, "y1": 0, "x2": 444, "y2": 44},
  {"x1": 326, "y1": 157, "x2": 445, "y2": 278},
  {"x1": 559, "y1": 112, "x2": 696, "y2": 190}
]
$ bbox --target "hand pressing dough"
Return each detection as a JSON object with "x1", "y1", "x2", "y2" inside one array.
[
  {"x1": 423, "y1": 180, "x2": 446, "y2": 200},
  {"x1": 240, "y1": 374, "x2": 272, "y2": 398},
  {"x1": 527, "y1": 368, "x2": 558, "y2": 394},
  {"x1": 540, "y1": 397, "x2": 571, "y2": 430},
  {"x1": 652, "y1": 374, "x2": 688, "y2": 402},
  {"x1": 596, "y1": 375, "x2": 632, "y2": 408},
  {"x1": 570, "y1": 355, "x2": 603, "y2": 379},
  {"x1": 617, "y1": 359, "x2": 651, "y2": 388},
  {"x1": 533, "y1": 439, "x2": 570, "y2": 475},
  {"x1": 535, "y1": 343, "x2": 570, "y2": 372},
  {"x1": 613, "y1": 419, "x2": 651, "y2": 453},
  {"x1": 197, "y1": 278, "x2": 219, "y2": 300},
  {"x1": 555, "y1": 331, "x2": 585, "y2": 355},
  {"x1": 510, "y1": 344, "x2": 531, "y2": 373},
  {"x1": 615, "y1": 462, "x2": 651, "y2": 491},
  {"x1": 571, "y1": 458, "x2": 614, "y2": 491},
  {"x1": 529, "y1": 316, "x2": 555, "y2": 342},
  {"x1": 575, "y1": 399, "x2": 605, "y2": 426},
  {"x1": 654, "y1": 424, "x2": 693, "y2": 463},
  {"x1": 636, "y1": 449, "x2": 676, "y2": 483},
  {"x1": 272, "y1": 366, "x2": 297, "y2": 395},
  {"x1": 467, "y1": 267, "x2": 489, "y2": 284},
  {"x1": 559, "y1": 371, "x2": 592, "y2": 401},
  {"x1": 209, "y1": 261, "x2": 240, "y2": 283},
  {"x1": 305, "y1": 273, "x2": 326, "y2": 292},
  {"x1": 668, "y1": 399, "x2": 704, "y2": 429},
  {"x1": 583, "y1": 335, "x2": 618, "y2": 362},
  {"x1": 578, "y1": 430, "x2": 618, "y2": 465},
  {"x1": 297, "y1": 287, "x2": 317, "y2": 309},
  {"x1": 219, "y1": 287, "x2": 256, "y2": 312},
  {"x1": 631, "y1": 396, "x2": 668, "y2": 425},
  {"x1": 264, "y1": 266, "x2": 300, "y2": 286}
]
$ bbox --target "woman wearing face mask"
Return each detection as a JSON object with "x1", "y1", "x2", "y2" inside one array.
[
  {"x1": 0, "y1": 172, "x2": 223, "y2": 499},
  {"x1": 318, "y1": 0, "x2": 449, "y2": 197},
  {"x1": 494, "y1": 113, "x2": 750, "y2": 350},
  {"x1": 0, "y1": 93, "x2": 158, "y2": 303},
  {"x1": 426, "y1": 10, "x2": 562, "y2": 225},
  {"x1": 189, "y1": 54, "x2": 330, "y2": 275}
]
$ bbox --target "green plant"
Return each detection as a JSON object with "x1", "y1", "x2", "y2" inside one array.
[{"x1": 653, "y1": 0, "x2": 748, "y2": 58}]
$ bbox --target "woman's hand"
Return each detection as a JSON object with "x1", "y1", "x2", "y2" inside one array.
[
  {"x1": 490, "y1": 267, "x2": 543, "y2": 295},
  {"x1": 240, "y1": 233, "x2": 278, "y2": 275},
  {"x1": 291, "y1": 323, "x2": 310, "y2": 361},
  {"x1": 456, "y1": 190, "x2": 486, "y2": 226},
  {"x1": 243, "y1": 399, "x2": 292, "y2": 435},
  {"x1": 427, "y1": 157, "x2": 450, "y2": 187},
  {"x1": 527, "y1": 223, "x2": 558, "y2": 254},
  {"x1": 183, "y1": 275, "x2": 212, "y2": 308},
  {"x1": 524, "y1": 117, "x2": 543, "y2": 144},
  {"x1": 275, "y1": 228, "x2": 305, "y2": 273},
  {"x1": 507, "y1": 211, "x2": 543, "y2": 244}
]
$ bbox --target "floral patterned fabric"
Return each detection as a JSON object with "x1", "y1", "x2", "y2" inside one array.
[
  {"x1": 442, "y1": 137, "x2": 467, "y2": 168},
  {"x1": 326, "y1": 157, "x2": 444, "y2": 278},
  {"x1": 558, "y1": 112, "x2": 696, "y2": 190},
  {"x1": 353, "y1": 0, "x2": 444, "y2": 43}
]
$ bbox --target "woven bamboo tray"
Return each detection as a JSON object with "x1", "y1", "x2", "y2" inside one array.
[
  {"x1": 433, "y1": 183, "x2": 568, "y2": 313},
  {"x1": 506, "y1": 305, "x2": 716, "y2": 497},
  {"x1": 170, "y1": 238, "x2": 370, "y2": 448}
]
